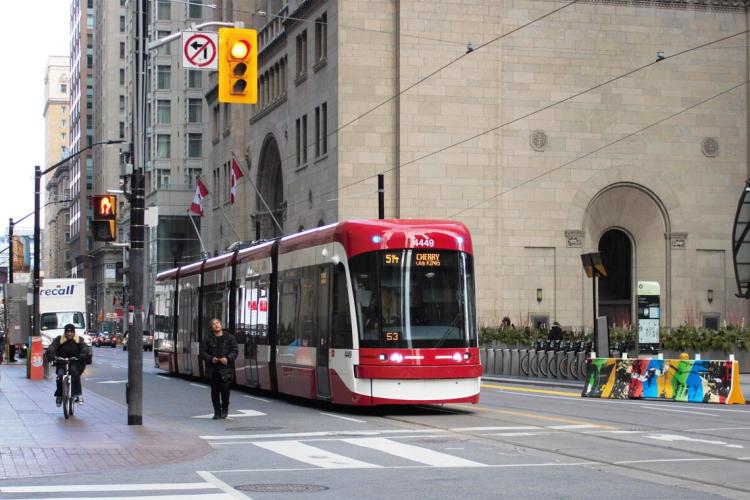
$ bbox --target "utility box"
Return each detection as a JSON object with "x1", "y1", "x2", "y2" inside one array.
[{"x1": 5, "y1": 283, "x2": 31, "y2": 358}]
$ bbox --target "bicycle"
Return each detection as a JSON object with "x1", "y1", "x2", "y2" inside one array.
[{"x1": 54, "y1": 356, "x2": 80, "y2": 419}]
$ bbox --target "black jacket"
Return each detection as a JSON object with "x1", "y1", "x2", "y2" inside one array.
[
  {"x1": 199, "y1": 331, "x2": 238, "y2": 377},
  {"x1": 45, "y1": 334, "x2": 91, "y2": 366}
]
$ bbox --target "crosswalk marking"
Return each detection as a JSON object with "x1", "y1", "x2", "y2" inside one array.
[
  {"x1": 253, "y1": 440, "x2": 380, "y2": 469},
  {"x1": 0, "y1": 483, "x2": 217, "y2": 493},
  {"x1": 344, "y1": 437, "x2": 486, "y2": 468}
]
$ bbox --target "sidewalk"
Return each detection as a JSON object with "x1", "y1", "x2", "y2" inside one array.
[{"x1": 0, "y1": 363, "x2": 212, "y2": 479}]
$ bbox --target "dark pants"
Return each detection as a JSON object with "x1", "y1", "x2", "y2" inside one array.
[
  {"x1": 55, "y1": 364, "x2": 83, "y2": 397},
  {"x1": 210, "y1": 371, "x2": 231, "y2": 412}
]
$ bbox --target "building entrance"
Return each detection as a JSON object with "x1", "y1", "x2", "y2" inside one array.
[{"x1": 597, "y1": 229, "x2": 632, "y2": 327}]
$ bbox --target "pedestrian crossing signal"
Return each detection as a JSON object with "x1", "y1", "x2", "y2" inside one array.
[
  {"x1": 92, "y1": 195, "x2": 117, "y2": 241},
  {"x1": 218, "y1": 28, "x2": 258, "y2": 104}
]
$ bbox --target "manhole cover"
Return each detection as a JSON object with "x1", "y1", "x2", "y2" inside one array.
[
  {"x1": 236, "y1": 484, "x2": 329, "y2": 493},
  {"x1": 226, "y1": 426, "x2": 283, "y2": 432}
]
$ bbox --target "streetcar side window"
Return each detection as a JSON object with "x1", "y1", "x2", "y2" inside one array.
[
  {"x1": 278, "y1": 270, "x2": 299, "y2": 346},
  {"x1": 331, "y1": 262, "x2": 352, "y2": 349},
  {"x1": 202, "y1": 278, "x2": 230, "y2": 335}
]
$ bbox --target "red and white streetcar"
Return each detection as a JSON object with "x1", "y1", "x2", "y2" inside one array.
[{"x1": 153, "y1": 219, "x2": 481, "y2": 405}]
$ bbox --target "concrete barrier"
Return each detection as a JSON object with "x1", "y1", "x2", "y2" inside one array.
[{"x1": 581, "y1": 357, "x2": 745, "y2": 404}]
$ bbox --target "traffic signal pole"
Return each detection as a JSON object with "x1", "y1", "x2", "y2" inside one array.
[{"x1": 127, "y1": 0, "x2": 147, "y2": 426}]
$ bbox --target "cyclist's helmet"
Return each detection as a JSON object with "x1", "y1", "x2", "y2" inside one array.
[{"x1": 64, "y1": 324, "x2": 76, "y2": 333}]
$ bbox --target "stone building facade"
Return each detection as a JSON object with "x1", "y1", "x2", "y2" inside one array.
[{"x1": 208, "y1": 0, "x2": 750, "y2": 332}]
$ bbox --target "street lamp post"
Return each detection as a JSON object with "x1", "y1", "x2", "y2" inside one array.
[{"x1": 31, "y1": 139, "x2": 125, "y2": 346}]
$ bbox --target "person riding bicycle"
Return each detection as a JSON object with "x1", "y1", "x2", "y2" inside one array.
[{"x1": 45, "y1": 323, "x2": 91, "y2": 406}]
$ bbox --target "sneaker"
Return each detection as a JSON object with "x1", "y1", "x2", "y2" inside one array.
[
  {"x1": 74, "y1": 396, "x2": 84, "y2": 405},
  {"x1": 212, "y1": 411, "x2": 221, "y2": 420},
  {"x1": 55, "y1": 397, "x2": 62, "y2": 407}
]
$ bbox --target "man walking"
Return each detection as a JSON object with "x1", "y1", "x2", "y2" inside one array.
[{"x1": 199, "y1": 318, "x2": 238, "y2": 419}]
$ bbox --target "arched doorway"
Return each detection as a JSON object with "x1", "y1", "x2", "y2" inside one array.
[
  {"x1": 256, "y1": 134, "x2": 284, "y2": 238},
  {"x1": 598, "y1": 229, "x2": 632, "y2": 327}
]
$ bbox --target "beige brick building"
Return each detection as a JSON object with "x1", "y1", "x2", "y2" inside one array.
[{"x1": 209, "y1": 0, "x2": 750, "y2": 333}]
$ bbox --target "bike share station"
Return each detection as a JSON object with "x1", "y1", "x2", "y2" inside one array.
[{"x1": 480, "y1": 257, "x2": 745, "y2": 404}]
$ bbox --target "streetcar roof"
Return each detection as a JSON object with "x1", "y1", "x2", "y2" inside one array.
[{"x1": 278, "y1": 219, "x2": 472, "y2": 257}]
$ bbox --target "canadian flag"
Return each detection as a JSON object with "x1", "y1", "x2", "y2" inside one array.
[
  {"x1": 190, "y1": 176, "x2": 209, "y2": 216},
  {"x1": 230, "y1": 156, "x2": 244, "y2": 205}
]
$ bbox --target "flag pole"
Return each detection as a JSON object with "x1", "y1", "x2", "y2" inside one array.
[
  {"x1": 200, "y1": 175, "x2": 242, "y2": 242},
  {"x1": 187, "y1": 209, "x2": 209, "y2": 257},
  {"x1": 232, "y1": 152, "x2": 283, "y2": 235}
]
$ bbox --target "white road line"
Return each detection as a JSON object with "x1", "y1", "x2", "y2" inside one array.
[
  {"x1": 491, "y1": 432, "x2": 554, "y2": 437},
  {"x1": 212, "y1": 461, "x2": 596, "y2": 474},
  {"x1": 658, "y1": 404, "x2": 750, "y2": 413},
  {"x1": 320, "y1": 412, "x2": 366, "y2": 423},
  {"x1": 646, "y1": 433, "x2": 743, "y2": 448},
  {"x1": 209, "y1": 434, "x2": 449, "y2": 446},
  {"x1": 24, "y1": 495, "x2": 235, "y2": 500},
  {"x1": 548, "y1": 424, "x2": 599, "y2": 430},
  {"x1": 584, "y1": 430, "x2": 646, "y2": 435},
  {"x1": 686, "y1": 427, "x2": 750, "y2": 432},
  {"x1": 636, "y1": 404, "x2": 719, "y2": 417},
  {"x1": 196, "y1": 471, "x2": 250, "y2": 500},
  {"x1": 614, "y1": 458, "x2": 725, "y2": 465},
  {"x1": 191, "y1": 383, "x2": 210, "y2": 389},
  {"x1": 243, "y1": 395, "x2": 270, "y2": 403},
  {"x1": 0, "y1": 483, "x2": 217, "y2": 493},
  {"x1": 201, "y1": 428, "x2": 445, "y2": 441},
  {"x1": 254, "y1": 440, "x2": 380, "y2": 469},
  {"x1": 344, "y1": 437, "x2": 486, "y2": 468},
  {"x1": 450, "y1": 426, "x2": 540, "y2": 432}
]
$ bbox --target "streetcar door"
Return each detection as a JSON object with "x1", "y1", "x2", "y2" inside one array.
[
  {"x1": 316, "y1": 265, "x2": 331, "y2": 399},
  {"x1": 243, "y1": 278, "x2": 262, "y2": 387}
]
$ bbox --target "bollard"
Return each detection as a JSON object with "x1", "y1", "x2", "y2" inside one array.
[
  {"x1": 485, "y1": 348, "x2": 495, "y2": 375},
  {"x1": 509, "y1": 349, "x2": 520, "y2": 376},
  {"x1": 502, "y1": 349, "x2": 512, "y2": 376},
  {"x1": 493, "y1": 348, "x2": 503, "y2": 375}
]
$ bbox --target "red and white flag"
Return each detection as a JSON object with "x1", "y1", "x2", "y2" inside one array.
[
  {"x1": 230, "y1": 156, "x2": 244, "y2": 205},
  {"x1": 190, "y1": 176, "x2": 209, "y2": 216}
]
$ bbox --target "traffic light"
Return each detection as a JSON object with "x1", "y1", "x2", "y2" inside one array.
[
  {"x1": 92, "y1": 195, "x2": 117, "y2": 242},
  {"x1": 218, "y1": 27, "x2": 258, "y2": 104}
]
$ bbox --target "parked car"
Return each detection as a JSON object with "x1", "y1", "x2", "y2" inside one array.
[
  {"x1": 96, "y1": 332, "x2": 117, "y2": 348},
  {"x1": 122, "y1": 331, "x2": 153, "y2": 352}
]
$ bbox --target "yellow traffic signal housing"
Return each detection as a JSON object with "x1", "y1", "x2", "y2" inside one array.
[
  {"x1": 92, "y1": 195, "x2": 117, "y2": 241},
  {"x1": 218, "y1": 27, "x2": 258, "y2": 104}
]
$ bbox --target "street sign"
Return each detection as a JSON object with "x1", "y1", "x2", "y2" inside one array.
[{"x1": 182, "y1": 31, "x2": 218, "y2": 69}]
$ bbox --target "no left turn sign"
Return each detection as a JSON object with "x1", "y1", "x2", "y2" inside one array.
[{"x1": 182, "y1": 31, "x2": 218, "y2": 69}]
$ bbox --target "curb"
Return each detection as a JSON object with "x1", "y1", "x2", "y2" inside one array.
[{"x1": 482, "y1": 375, "x2": 582, "y2": 390}]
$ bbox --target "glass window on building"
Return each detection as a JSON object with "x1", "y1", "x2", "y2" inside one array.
[
  {"x1": 158, "y1": 31, "x2": 171, "y2": 55},
  {"x1": 120, "y1": 42, "x2": 125, "y2": 59},
  {"x1": 157, "y1": 168, "x2": 170, "y2": 189},
  {"x1": 187, "y1": 70, "x2": 202, "y2": 89},
  {"x1": 315, "y1": 13, "x2": 327, "y2": 63},
  {"x1": 119, "y1": 95, "x2": 125, "y2": 112},
  {"x1": 120, "y1": 15, "x2": 125, "y2": 32},
  {"x1": 187, "y1": 133, "x2": 202, "y2": 158},
  {"x1": 157, "y1": 134, "x2": 171, "y2": 159},
  {"x1": 119, "y1": 68, "x2": 125, "y2": 85},
  {"x1": 187, "y1": 98, "x2": 202, "y2": 123},
  {"x1": 188, "y1": 0, "x2": 202, "y2": 19},
  {"x1": 157, "y1": 65, "x2": 171, "y2": 89},
  {"x1": 296, "y1": 30, "x2": 307, "y2": 77},
  {"x1": 156, "y1": 99, "x2": 171, "y2": 124},
  {"x1": 157, "y1": 0, "x2": 170, "y2": 20}
]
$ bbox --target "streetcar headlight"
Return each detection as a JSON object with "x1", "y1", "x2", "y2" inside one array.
[
  {"x1": 464, "y1": 352, "x2": 470, "y2": 360},
  {"x1": 389, "y1": 352, "x2": 404, "y2": 363},
  {"x1": 372, "y1": 235, "x2": 382, "y2": 244},
  {"x1": 452, "y1": 352, "x2": 463, "y2": 362},
  {"x1": 456, "y1": 236, "x2": 464, "y2": 245},
  {"x1": 378, "y1": 353, "x2": 387, "y2": 361}
]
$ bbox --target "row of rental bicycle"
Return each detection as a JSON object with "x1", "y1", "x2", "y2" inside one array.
[{"x1": 480, "y1": 340, "x2": 628, "y2": 380}]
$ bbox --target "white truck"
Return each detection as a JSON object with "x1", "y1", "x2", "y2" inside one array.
[{"x1": 39, "y1": 278, "x2": 92, "y2": 349}]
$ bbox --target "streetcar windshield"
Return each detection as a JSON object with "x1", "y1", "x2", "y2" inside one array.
[{"x1": 351, "y1": 250, "x2": 476, "y2": 348}]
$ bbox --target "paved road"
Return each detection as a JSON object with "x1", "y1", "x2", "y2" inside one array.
[{"x1": 0, "y1": 348, "x2": 748, "y2": 499}]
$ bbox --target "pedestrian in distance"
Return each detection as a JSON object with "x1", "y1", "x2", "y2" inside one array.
[
  {"x1": 548, "y1": 321, "x2": 563, "y2": 341},
  {"x1": 44, "y1": 323, "x2": 91, "y2": 406},
  {"x1": 199, "y1": 318, "x2": 238, "y2": 419}
]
